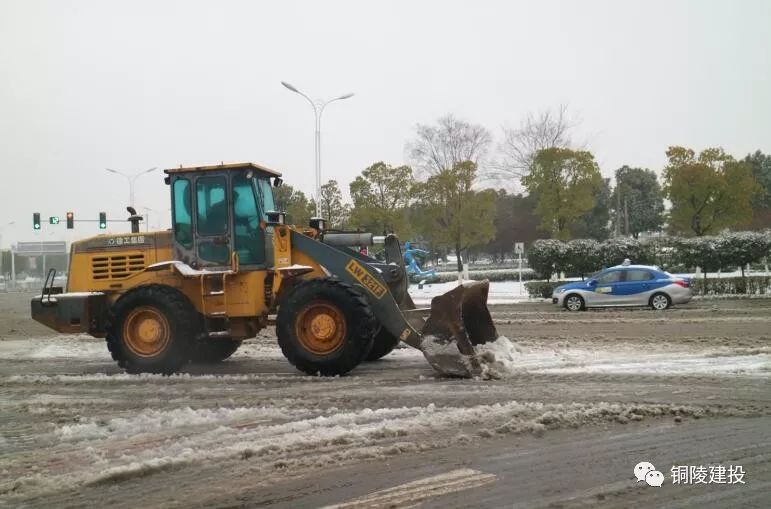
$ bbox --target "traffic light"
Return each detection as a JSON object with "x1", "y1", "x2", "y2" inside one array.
[
  {"x1": 49, "y1": 216, "x2": 60, "y2": 225},
  {"x1": 99, "y1": 212, "x2": 107, "y2": 229},
  {"x1": 66, "y1": 211, "x2": 74, "y2": 229},
  {"x1": 33, "y1": 212, "x2": 41, "y2": 230}
]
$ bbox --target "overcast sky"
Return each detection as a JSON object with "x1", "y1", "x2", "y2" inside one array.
[{"x1": 1, "y1": 0, "x2": 769, "y2": 246}]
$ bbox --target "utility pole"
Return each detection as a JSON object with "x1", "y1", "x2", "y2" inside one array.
[{"x1": 615, "y1": 188, "x2": 621, "y2": 237}]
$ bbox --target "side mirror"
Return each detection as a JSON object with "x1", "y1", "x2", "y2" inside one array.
[
  {"x1": 273, "y1": 177, "x2": 283, "y2": 188},
  {"x1": 587, "y1": 279, "x2": 597, "y2": 287}
]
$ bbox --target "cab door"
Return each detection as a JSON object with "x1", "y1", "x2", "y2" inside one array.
[
  {"x1": 193, "y1": 175, "x2": 232, "y2": 268},
  {"x1": 231, "y1": 173, "x2": 266, "y2": 267}
]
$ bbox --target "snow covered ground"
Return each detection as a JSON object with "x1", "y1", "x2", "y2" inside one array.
[{"x1": 1, "y1": 298, "x2": 770, "y2": 507}]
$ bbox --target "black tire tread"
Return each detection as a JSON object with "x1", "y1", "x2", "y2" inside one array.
[
  {"x1": 365, "y1": 328, "x2": 400, "y2": 361},
  {"x1": 190, "y1": 339, "x2": 242, "y2": 363}
]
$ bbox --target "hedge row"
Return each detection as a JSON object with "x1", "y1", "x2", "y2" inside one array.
[
  {"x1": 527, "y1": 231, "x2": 771, "y2": 280},
  {"x1": 691, "y1": 276, "x2": 771, "y2": 295},
  {"x1": 420, "y1": 269, "x2": 538, "y2": 284},
  {"x1": 525, "y1": 276, "x2": 771, "y2": 299}
]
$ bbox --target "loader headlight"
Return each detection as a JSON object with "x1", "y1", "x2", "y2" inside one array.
[
  {"x1": 266, "y1": 211, "x2": 286, "y2": 225},
  {"x1": 309, "y1": 217, "x2": 326, "y2": 231}
]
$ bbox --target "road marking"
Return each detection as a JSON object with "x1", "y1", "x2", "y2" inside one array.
[{"x1": 322, "y1": 468, "x2": 497, "y2": 508}]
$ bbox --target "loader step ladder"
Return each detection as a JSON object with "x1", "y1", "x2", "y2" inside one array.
[
  {"x1": 199, "y1": 272, "x2": 228, "y2": 313},
  {"x1": 199, "y1": 272, "x2": 232, "y2": 337}
]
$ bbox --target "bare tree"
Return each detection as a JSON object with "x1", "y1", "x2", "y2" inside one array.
[
  {"x1": 407, "y1": 114, "x2": 492, "y2": 177},
  {"x1": 496, "y1": 104, "x2": 577, "y2": 180}
]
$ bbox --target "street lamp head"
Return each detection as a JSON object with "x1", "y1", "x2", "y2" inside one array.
[
  {"x1": 105, "y1": 168, "x2": 119, "y2": 174},
  {"x1": 281, "y1": 81, "x2": 300, "y2": 93},
  {"x1": 337, "y1": 93, "x2": 355, "y2": 100},
  {"x1": 143, "y1": 167, "x2": 158, "y2": 174}
]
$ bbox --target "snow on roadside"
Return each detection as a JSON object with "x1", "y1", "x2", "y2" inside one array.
[
  {"x1": 2, "y1": 399, "x2": 758, "y2": 498},
  {"x1": 410, "y1": 280, "x2": 528, "y2": 305},
  {"x1": 0, "y1": 337, "x2": 109, "y2": 360},
  {"x1": 0, "y1": 337, "x2": 284, "y2": 361},
  {"x1": 56, "y1": 406, "x2": 304, "y2": 441}
]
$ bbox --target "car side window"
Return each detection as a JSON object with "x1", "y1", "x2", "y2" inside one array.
[
  {"x1": 596, "y1": 270, "x2": 622, "y2": 284},
  {"x1": 625, "y1": 269, "x2": 654, "y2": 281}
]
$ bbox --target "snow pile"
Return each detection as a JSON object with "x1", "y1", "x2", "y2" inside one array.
[{"x1": 421, "y1": 335, "x2": 521, "y2": 379}]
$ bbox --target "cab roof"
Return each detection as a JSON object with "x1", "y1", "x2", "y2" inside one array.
[{"x1": 164, "y1": 162, "x2": 282, "y2": 178}]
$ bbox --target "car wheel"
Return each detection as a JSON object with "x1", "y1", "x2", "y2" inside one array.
[
  {"x1": 650, "y1": 292, "x2": 671, "y2": 310},
  {"x1": 564, "y1": 294, "x2": 585, "y2": 312}
]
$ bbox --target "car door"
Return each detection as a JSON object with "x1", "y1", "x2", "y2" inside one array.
[
  {"x1": 613, "y1": 269, "x2": 655, "y2": 306},
  {"x1": 589, "y1": 269, "x2": 624, "y2": 306}
]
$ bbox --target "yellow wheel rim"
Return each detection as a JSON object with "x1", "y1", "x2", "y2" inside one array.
[
  {"x1": 295, "y1": 302, "x2": 346, "y2": 355},
  {"x1": 122, "y1": 306, "x2": 171, "y2": 357}
]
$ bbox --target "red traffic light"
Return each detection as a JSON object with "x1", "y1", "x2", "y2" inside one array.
[{"x1": 66, "y1": 211, "x2": 74, "y2": 229}]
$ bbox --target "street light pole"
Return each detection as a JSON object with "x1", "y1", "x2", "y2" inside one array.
[
  {"x1": 281, "y1": 81, "x2": 354, "y2": 218},
  {"x1": 105, "y1": 167, "x2": 158, "y2": 208},
  {"x1": 0, "y1": 221, "x2": 14, "y2": 280}
]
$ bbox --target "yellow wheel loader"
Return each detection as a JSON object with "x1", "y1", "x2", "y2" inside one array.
[{"x1": 31, "y1": 162, "x2": 497, "y2": 376}]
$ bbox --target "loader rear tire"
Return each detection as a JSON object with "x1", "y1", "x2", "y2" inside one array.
[
  {"x1": 365, "y1": 328, "x2": 400, "y2": 361},
  {"x1": 277, "y1": 278, "x2": 376, "y2": 376},
  {"x1": 105, "y1": 285, "x2": 198, "y2": 374},
  {"x1": 190, "y1": 339, "x2": 242, "y2": 363}
]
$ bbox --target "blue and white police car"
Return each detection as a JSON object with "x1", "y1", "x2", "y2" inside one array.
[{"x1": 551, "y1": 263, "x2": 692, "y2": 311}]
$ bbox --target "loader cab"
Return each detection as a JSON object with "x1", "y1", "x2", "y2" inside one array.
[{"x1": 165, "y1": 162, "x2": 281, "y2": 270}]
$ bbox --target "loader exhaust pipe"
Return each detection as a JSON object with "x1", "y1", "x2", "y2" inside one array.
[{"x1": 321, "y1": 232, "x2": 376, "y2": 247}]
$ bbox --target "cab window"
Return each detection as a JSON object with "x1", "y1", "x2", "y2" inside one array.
[
  {"x1": 196, "y1": 177, "x2": 228, "y2": 236},
  {"x1": 255, "y1": 178, "x2": 276, "y2": 219},
  {"x1": 596, "y1": 270, "x2": 623, "y2": 284},
  {"x1": 172, "y1": 178, "x2": 193, "y2": 248},
  {"x1": 232, "y1": 174, "x2": 265, "y2": 264}
]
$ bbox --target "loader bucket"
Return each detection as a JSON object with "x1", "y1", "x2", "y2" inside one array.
[{"x1": 420, "y1": 280, "x2": 499, "y2": 377}]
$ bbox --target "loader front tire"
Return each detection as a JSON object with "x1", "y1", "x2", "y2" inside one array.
[
  {"x1": 106, "y1": 285, "x2": 198, "y2": 374},
  {"x1": 365, "y1": 327, "x2": 400, "y2": 361},
  {"x1": 277, "y1": 278, "x2": 376, "y2": 376}
]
